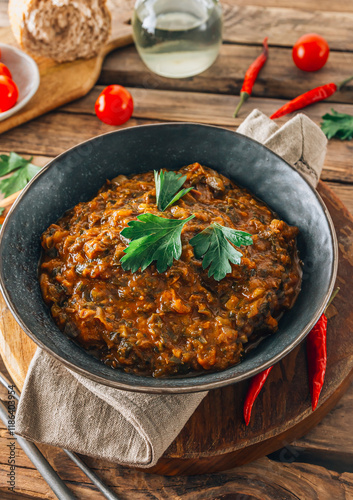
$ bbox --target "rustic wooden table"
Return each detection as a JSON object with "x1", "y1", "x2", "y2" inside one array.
[{"x1": 1, "y1": 0, "x2": 353, "y2": 498}]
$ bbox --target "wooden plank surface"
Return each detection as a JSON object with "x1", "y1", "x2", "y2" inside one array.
[
  {"x1": 0, "y1": 179, "x2": 351, "y2": 477},
  {"x1": 6, "y1": 0, "x2": 353, "y2": 48},
  {"x1": 222, "y1": 2, "x2": 353, "y2": 49},
  {"x1": 0, "y1": 349, "x2": 353, "y2": 499},
  {"x1": 1, "y1": 0, "x2": 353, "y2": 133},
  {"x1": 100, "y1": 44, "x2": 353, "y2": 101},
  {"x1": 0, "y1": 1, "x2": 133, "y2": 135},
  {"x1": 0, "y1": 0, "x2": 353, "y2": 497},
  {"x1": 0, "y1": 89, "x2": 351, "y2": 213},
  {"x1": 226, "y1": 0, "x2": 353, "y2": 14}
]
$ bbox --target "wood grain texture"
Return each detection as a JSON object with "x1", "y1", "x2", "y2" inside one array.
[
  {"x1": 1, "y1": 0, "x2": 353, "y2": 135},
  {"x1": 0, "y1": 89, "x2": 351, "y2": 191},
  {"x1": 0, "y1": 182, "x2": 352, "y2": 476},
  {"x1": 1, "y1": 0, "x2": 353, "y2": 139},
  {"x1": 1, "y1": 427, "x2": 353, "y2": 499},
  {"x1": 101, "y1": 44, "x2": 353, "y2": 101},
  {"x1": 62, "y1": 86, "x2": 353, "y2": 127},
  {"x1": 290, "y1": 390, "x2": 353, "y2": 472},
  {"x1": 0, "y1": 1, "x2": 133, "y2": 135},
  {"x1": 0, "y1": 113, "x2": 153, "y2": 156},
  {"x1": 326, "y1": 183, "x2": 353, "y2": 216},
  {"x1": 61, "y1": 86, "x2": 353, "y2": 184},
  {"x1": 0, "y1": 351, "x2": 353, "y2": 497},
  {"x1": 0, "y1": 0, "x2": 352, "y2": 495},
  {"x1": 225, "y1": 0, "x2": 353, "y2": 13},
  {"x1": 222, "y1": 2, "x2": 353, "y2": 50}
]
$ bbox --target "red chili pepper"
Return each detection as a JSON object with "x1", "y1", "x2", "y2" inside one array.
[
  {"x1": 306, "y1": 314, "x2": 327, "y2": 411},
  {"x1": 243, "y1": 366, "x2": 273, "y2": 426},
  {"x1": 306, "y1": 288, "x2": 339, "y2": 411},
  {"x1": 270, "y1": 76, "x2": 353, "y2": 119},
  {"x1": 234, "y1": 37, "x2": 269, "y2": 118},
  {"x1": 243, "y1": 289, "x2": 339, "y2": 425}
]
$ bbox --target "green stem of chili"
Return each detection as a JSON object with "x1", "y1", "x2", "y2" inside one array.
[
  {"x1": 234, "y1": 37, "x2": 269, "y2": 118},
  {"x1": 337, "y1": 75, "x2": 353, "y2": 91},
  {"x1": 234, "y1": 92, "x2": 250, "y2": 118},
  {"x1": 324, "y1": 287, "x2": 340, "y2": 312}
]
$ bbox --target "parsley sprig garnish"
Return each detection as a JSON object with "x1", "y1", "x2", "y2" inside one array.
[
  {"x1": 120, "y1": 213, "x2": 195, "y2": 273},
  {"x1": 0, "y1": 152, "x2": 41, "y2": 197},
  {"x1": 190, "y1": 223, "x2": 253, "y2": 281},
  {"x1": 120, "y1": 169, "x2": 254, "y2": 280},
  {"x1": 154, "y1": 170, "x2": 193, "y2": 211},
  {"x1": 321, "y1": 109, "x2": 353, "y2": 140}
]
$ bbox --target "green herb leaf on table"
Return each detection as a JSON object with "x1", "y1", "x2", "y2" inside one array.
[
  {"x1": 154, "y1": 170, "x2": 193, "y2": 212},
  {"x1": 120, "y1": 213, "x2": 195, "y2": 273},
  {"x1": 321, "y1": 109, "x2": 353, "y2": 140},
  {"x1": 0, "y1": 153, "x2": 41, "y2": 197},
  {"x1": 190, "y1": 223, "x2": 253, "y2": 281},
  {"x1": 0, "y1": 152, "x2": 32, "y2": 176}
]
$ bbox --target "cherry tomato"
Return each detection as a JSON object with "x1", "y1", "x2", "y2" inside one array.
[
  {"x1": 292, "y1": 33, "x2": 330, "y2": 72},
  {"x1": 0, "y1": 63, "x2": 12, "y2": 79},
  {"x1": 95, "y1": 85, "x2": 134, "y2": 126},
  {"x1": 0, "y1": 75, "x2": 18, "y2": 112}
]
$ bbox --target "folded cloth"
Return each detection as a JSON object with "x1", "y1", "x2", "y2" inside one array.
[
  {"x1": 16, "y1": 349, "x2": 205, "y2": 467},
  {"x1": 15, "y1": 110, "x2": 327, "y2": 467},
  {"x1": 237, "y1": 109, "x2": 327, "y2": 188}
]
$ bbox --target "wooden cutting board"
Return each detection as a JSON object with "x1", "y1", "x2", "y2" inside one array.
[
  {"x1": 0, "y1": 0, "x2": 134, "y2": 135},
  {"x1": 0, "y1": 181, "x2": 352, "y2": 475}
]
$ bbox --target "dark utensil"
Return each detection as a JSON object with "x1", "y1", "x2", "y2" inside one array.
[
  {"x1": 0, "y1": 123, "x2": 338, "y2": 393},
  {"x1": 0, "y1": 387, "x2": 76, "y2": 500},
  {"x1": 0, "y1": 371, "x2": 120, "y2": 500}
]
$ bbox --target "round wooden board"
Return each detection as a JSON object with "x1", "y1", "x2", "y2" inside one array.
[{"x1": 0, "y1": 181, "x2": 352, "y2": 476}]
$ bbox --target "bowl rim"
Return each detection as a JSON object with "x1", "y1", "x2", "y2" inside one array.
[
  {"x1": 0, "y1": 122, "x2": 339, "y2": 393},
  {"x1": 0, "y1": 43, "x2": 40, "y2": 121}
]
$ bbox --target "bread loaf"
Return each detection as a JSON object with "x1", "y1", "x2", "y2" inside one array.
[{"x1": 8, "y1": 0, "x2": 111, "y2": 63}]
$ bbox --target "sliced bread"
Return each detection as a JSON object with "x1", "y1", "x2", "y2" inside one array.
[{"x1": 9, "y1": 0, "x2": 111, "y2": 63}]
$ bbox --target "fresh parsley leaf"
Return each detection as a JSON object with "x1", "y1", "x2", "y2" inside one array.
[
  {"x1": 321, "y1": 109, "x2": 353, "y2": 140},
  {"x1": 0, "y1": 152, "x2": 32, "y2": 176},
  {"x1": 0, "y1": 160, "x2": 41, "y2": 198},
  {"x1": 154, "y1": 170, "x2": 193, "y2": 211},
  {"x1": 120, "y1": 213, "x2": 195, "y2": 273},
  {"x1": 190, "y1": 223, "x2": 253, "y2": 281}
]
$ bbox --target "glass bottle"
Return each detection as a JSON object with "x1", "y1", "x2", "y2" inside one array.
[{"x1": 132, "y1": 0, "x2": 223, "y2": 79}]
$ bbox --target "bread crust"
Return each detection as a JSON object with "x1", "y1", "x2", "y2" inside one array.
[
  {"x1": 8, "y1": 0, "x2": 33, "y2": 47},
  {"x1": 8, "y1": 0, "x2": 111, "y2": 62}
]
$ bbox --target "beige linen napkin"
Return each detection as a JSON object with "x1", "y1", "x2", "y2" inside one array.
[
  {"x1": 15, "y1": 110, "x2": 327, "y2": 468},
  {"x1": 237, "y1": 109, "x2": 327, "y2": 187}
]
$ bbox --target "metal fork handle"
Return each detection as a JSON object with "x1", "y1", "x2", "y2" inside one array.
[
  {"x1": 0, "y1": 371, "x2": 121, "y2": 500},
  {"x1": 0, "y1": 399, "x2": 76, "y2": 500},
  {"x1": 64, "y1": 450, "x2": 121, "y2": 500}
]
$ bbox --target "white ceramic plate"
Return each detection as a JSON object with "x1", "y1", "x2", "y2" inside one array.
[{"x1": 0, "y1": 43, "x2": 40, "y2": 121}]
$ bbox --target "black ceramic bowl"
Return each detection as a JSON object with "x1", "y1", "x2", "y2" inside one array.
[{"x1": 0, "y1": 124, "x2": 337, "y2": 393}]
